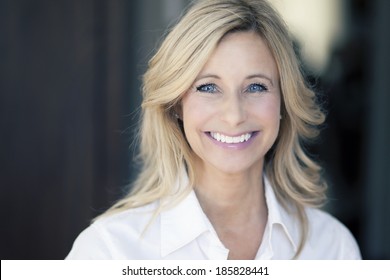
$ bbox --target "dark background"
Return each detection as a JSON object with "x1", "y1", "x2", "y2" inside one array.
[{"x1": 0, "y1": 0, "x2": 389, "y2": 259}]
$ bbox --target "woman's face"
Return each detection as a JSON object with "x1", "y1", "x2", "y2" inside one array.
[{"x1": 181, "y1": 31, "x2": 281, "y2": 175}]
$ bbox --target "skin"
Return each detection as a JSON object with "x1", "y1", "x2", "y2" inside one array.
[{"x1": 181, "y1": 31, "x2": 281, "y2": 259}]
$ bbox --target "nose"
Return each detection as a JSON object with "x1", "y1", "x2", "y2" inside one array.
[{"x1": 219, "y1": 93, "x2": 247, "y2": 126}]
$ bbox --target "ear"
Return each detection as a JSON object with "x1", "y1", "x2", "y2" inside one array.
[{"x1": 173, "y1": 103, "x2": 183, "y2": 120}]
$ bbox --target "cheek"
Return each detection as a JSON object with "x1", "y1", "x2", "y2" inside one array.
[
  {"x1": 250, "y1": 96, "x2": 281, "y2": 122},
  {"x1": 182, "y1": 96, "x2": 198, "y2": 130},
  {"x1": 182, "y1": 97, "x2": 203, "y2": 145},
  {"x1": 182, "y1": 95, "x2": 214, "y2": 129}
]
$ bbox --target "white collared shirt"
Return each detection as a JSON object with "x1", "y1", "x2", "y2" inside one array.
[{"x1": 66, "y1": 176, "x2": 361, "y2": 260}]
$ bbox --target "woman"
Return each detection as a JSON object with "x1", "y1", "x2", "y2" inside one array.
[{"x1": 66, "y1": 0, "x2": 361, "y2": 259}]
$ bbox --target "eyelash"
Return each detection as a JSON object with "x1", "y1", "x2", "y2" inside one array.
[
  {"x1": 196, "y1": 83, "x2": 217, "y2": 93},
  {"x1": 247, "y1": 83, "x2": 268, "y2": 93},
  {"x1": 195, "y1": 83, "x2": 268, "y2": 93}
]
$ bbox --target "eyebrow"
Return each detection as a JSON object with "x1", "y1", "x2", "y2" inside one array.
[
  {"x1": 246, "y1": 74, "x2": 274, "y2": 86},
  {"x1": 195, "y1": 73, "x2": 274, "y2": 86},
  {"x1": 195, "y1": 74, "x2": 221, "y2": 81}
]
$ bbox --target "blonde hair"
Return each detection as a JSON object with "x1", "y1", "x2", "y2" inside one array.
[{"x1": 101, "y1": 0, "x2": 327, "y2": 257}]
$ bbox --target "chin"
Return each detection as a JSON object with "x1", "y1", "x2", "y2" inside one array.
[{"x1": 210, "y1": 160, "x2": 262, "y2": 176}]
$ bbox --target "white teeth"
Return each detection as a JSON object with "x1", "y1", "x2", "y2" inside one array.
[{"x1": 210, "y1": 132, "x2": 252, "y2": 143}]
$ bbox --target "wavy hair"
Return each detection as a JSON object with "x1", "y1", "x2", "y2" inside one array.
[{"x1": 101, "y1": 0, "x2": 327, "y2": 257}]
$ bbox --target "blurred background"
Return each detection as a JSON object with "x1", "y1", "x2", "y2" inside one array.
[{"x1": 0, "y1": 0, "x2": 389, "y2": 259}]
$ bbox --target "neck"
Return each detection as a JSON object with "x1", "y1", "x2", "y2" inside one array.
[{"x1": 193, "y1": 162, "x2": 267, "y2": 226}]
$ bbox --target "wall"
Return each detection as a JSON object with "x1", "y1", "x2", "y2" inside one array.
[{"x1": 0, "y1": 0, "x2": 388, "y2": 259}]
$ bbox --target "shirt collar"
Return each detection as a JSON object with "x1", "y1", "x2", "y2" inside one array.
[
  {"x1": 263, "y1": 175, "x2": 299, "y2": 253},
  {"x1": 160, "y1": 170, "x2": 212, "y2": 257},
  {"x1": 160, "y1": 190, "x2": 210, "y2": 257},
  {"x1": 160, "y1": 172, "x2": 299, "y2": 257}
]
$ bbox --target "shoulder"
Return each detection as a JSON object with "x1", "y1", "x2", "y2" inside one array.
[
  {"x1": 94, "y1": 202, "x2": 158, "y2": 234},
  {"x1": 65, "y1": 202, "x2": 161, "y2": 259},
  {"x1": 301, "y1": 207, "x2": 361, "y2": 259}
]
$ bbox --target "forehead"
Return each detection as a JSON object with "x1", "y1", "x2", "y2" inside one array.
[{"x1": 199, "y1": 31, "x2": 279, "y2": 80}]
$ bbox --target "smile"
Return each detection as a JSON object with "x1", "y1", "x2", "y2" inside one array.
[{"x1": 209, "y1": 132, "x2": 253, "y2": 144}]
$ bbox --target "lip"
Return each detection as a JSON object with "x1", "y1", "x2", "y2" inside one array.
[{"x1": 205, "y1": 131, "x2": 259, "y2": 150}]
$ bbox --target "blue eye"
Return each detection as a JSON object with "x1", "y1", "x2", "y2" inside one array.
[
  {"x1": 196, "y1": 83, "x2": 217, "y2": 93},
  {"x1": 247, "y1": 83, "x2": 267, "y2": 93}
]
